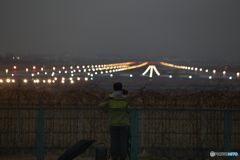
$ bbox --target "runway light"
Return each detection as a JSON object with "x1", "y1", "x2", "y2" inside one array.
[{"x1": 23, "y1": 79, "x2": 28, "y2": 83}]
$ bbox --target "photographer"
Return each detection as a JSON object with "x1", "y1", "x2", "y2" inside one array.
[{"x1": 99, "y1": 82, "x2": 130, "y2": 160}]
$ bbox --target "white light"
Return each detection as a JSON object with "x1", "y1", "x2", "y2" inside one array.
[
  {"x1": 59, "y1": 71, "x2": 61, "y2": 74},
  {"x1": 199, "y1": 68, "x2": 202, "y2": 71},
  {"x1": 205, "y1": 69, "x2": 208, "y2": 72},
  {"x1": 23, "y1": 79, "x2": 28, "y2": 83},
  {"x1": 78, "y1": 70, "x2": 81, "y2": 72},
  {"x1": 41, "y1": 68, "x2": 44, "y2": 71},
  {"x1": 195, "y1": 68, "x2": 198, "y2": 71},
  {"x1": 95, "y1": 72, "x2": 98, "y2": 75},
  {"x1": 43, "y1": 80, "x2": 46, "y2": 83},
  {"x1": 209, "y1": 76, "x2": 212, "y2": 79},
  {"x1": 0, "y1": 79, "x2": 3, "y2": 83},
  {"x1": 110, "y1": 74, "x2": 113, "y2": 77},
  {"x1": 87, "y1": 73, "x2": 90, "y2": 75},
  {"x1": 61, "y1": 80, "x2": 65, "y2": 83},
  {"x1": 91, "y1": 74, "x2": 93, "y2": 77},
  {"x1": 62, "y1": 77, "x2": 65, "y2": 80},
  {"x1": 53, "y1": 67, "x2": 56, "y2": 70},
  {"x1": 47, "y1": 79, "x2": 51, "y2": 83},
  {"x1": 6, "y1": 79, "x2": 10, "y2": 83},
  {"x1": 77, "y1": 77, "x2": 80, "y2": 81},
  {"x1": 169, "y1": 75, "x2": 172, "y2": 78},
  {"x1": 6, "y1": 69, "x2": 8, "y2": 73},
  {"x1": 54, "y1": 77, "x2": 57, "y2": 81},
  {"x1": 237, "y1": 72, "x2": 240, "y2": 77},
  {"x1": 26, "y1": 68, "x2": 28, "y2": 72},
  {"x1": 84, "y1": 77, "x2": 88, "y2": 81},
  {"x1": 62, "y1": 66, "x2": 65, "y2": 70},
  {"x1": 70, "y1": 66, "x2": 73, "y2": 69},
  {"x1": 229, "y1": 76, "x2": 232, "y2": 80},
  {"x1": 37, "y1": 72, "x2": 40, "y2": 75},
  {"x1": 45, "y1": 72, "x2": 47, "y2": 75},
  {"x1": 70, "y1": 80, "x2": 74, "y2": 84},
  {"x1": 82, "y1": 66, "x2": 85, "y2": 68},
  {"x1": 77, "y1": 66, "x2": 79, "y2": 69},
  {"x1": 65, "y1": 71, "x2": 67, "y2": 74},
  {"x1": 11, "y1": 74, "x2": 14, "y2": 77},
  {"x1": 12, "y1": 79, "x2": 15, "y2": 83},
  {"x1": 69, "y1": 77, "x2": 73, "y2": 80},
  {"x1": 189, "y1": 75, "x2": 192, "y2": 79},
  {"x1": 213, "y1": 70, "x2": 216, "y2": 74},
  {"x1": 191, "y1": 67, "x2": 194, "y2": 70},
  {"x1": 223, "y1": 71, "x2": 226, "y2": 75},
  {"x1": 130, "y1": 74, "x2": 133, "y2": 77}
]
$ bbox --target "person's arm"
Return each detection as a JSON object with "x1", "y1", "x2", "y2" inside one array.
[{"x1": 99, "y1": 96, "x2": 110, "y2": 112}]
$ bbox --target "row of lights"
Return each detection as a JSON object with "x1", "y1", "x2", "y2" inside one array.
[{"x1": 160, "y1": 62, "x2": 240, "y2": 77}]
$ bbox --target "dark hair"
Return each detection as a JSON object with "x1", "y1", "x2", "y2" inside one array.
[
  {"x1": 122, "y1": 89, "x2": 128, "y2": 95},
  {"x1": 113, "y1": 82, "x2": 122, "y2": 91}
]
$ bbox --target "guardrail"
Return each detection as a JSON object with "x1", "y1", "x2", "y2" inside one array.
[{"x1": 0, "y1": 104, "x2": 240, "y2": 160}]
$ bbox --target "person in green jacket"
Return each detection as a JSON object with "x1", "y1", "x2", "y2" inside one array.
[{"x1": 99, "y1": 82, "x2": 130, "y2": 160}]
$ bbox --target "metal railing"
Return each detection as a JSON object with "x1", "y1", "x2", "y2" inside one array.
[{"x1": 0, "y1": 104, "x2": 240, "y2": 160}]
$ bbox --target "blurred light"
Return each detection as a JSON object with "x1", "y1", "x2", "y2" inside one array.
[
  {"x1": 33, "y1": 66, "x2": 36, "y2": 70},
  {"x1": 169, "y1": 75, "x2": 172, "y2": 78},
  {"x1": 41, "y1": 67, "x2": 44, "y2": 71},
  {"x1": 45, "y1": 72, "x2": 47, "y2": 75},
  {"x1": 195, "y1": 68, "x2": 198, "y2": 71},
  {"x1": 13, "y1": 66, "x2": 17, "y2": 69},
  {"x1": 237, "y1": 72, "x2": 240, "y2": 77},
  {"x1": 95, "y1": 72, "x2": 98, "y2": 75},
  {"x1": 59, "y1": 71, "x2": 61, "y2": 74},
  {"x1": 11, "y1": 74, "x2": 14, "y2": 77},
  {"x1": 70, "y1": 80, "x2": 74, "y2": 84},
  {"x1": 209, "y1": 76, "x2": 212, "y2": 79},
  {"x1": 189, "y1": 75, "x2": 192, "y2": 79},
  {"x1": 70, "y1": 66, "x2": 73, "y2": 69},
  {"x1": 71, "y1": 74, "x2": 74, "y2": 77},
  {"x1": 229, "y1": 76, "x2": 232, "y2": 80},
  {"x1": 6, "y1": 69, "x2": 8, "y2": 73},
  {"x1": 69, "y1": 77, "x2": 73, "y2": 81},
  {"x1": 110, "y1": 74, "x2": 113, "y2": 77},
  {"x1": 88, "y1": 69, "x2": 91, "y2": 71},
  {"x1": 101, "y1": 71, "x2": 103, "y2": 74},
  {"x1": 43, "y1": 80, "x2": 46, "y2": 83},
  {"x1": 78, "y1": 70, "x2": 81, "y2": 72},
  {"x1": 6, "y1": 79, "x2": 11, "y2": 83},
  {"x1": 0, "y1": 79, "x2": 3, "y2": 83},
  {"x1": 223, "y1": 71, "x2": 226, "y2": 75},
  {"x1": 47, "y1": 79, "x2": 51, "y2": 83},
  {"x1": 53, "y1": 67, "x2": 56, "y2": 70},
  {"x1": 205, "y1": 69, "x2": 208, "y2": 72},
  {"x1": 213, "y1": 70, "x2": 216, "y2": 74},
  {"x1": 87, "y1": 73, "x2": 90, "y2": 75},
  {"x1": 61, "y1": 80, "x2": 65, "y2": 84},
  {"x1": 199, "y1": 68, "x2": 203, "y2": 71},
  {"x1": 77, "y1": 66, "x2": 79, "y2": 69},
  {"x1": 26, "y1": 68, "x2": 28, "y2": 72},
  {"x1": 77, "y1": 77, "x2": 80, "y2": 81},
  {"x1": 62, "y1": 66, "x2": 65, "y2": 69},
  {"x1": 37, "y1": 72, "x2": 40, "y2": 75},
  {"x1": 84, "y1": 77, "x2": 88, "y2": 81},
  {"x1": 191, "y1": 67, "x2": 194, "y2": 70},
  {"x1": 65, "y1": 71, "x2": 67, "y2": 74},
  {"x1": 62, "y1": 77, "x2": 65, "y2": 80},
  {"x1": 130, "y1": 74, "x2": 133, "y2": 77},
  {"x1": 82, "y1": 66, "x2": 85, "y2": 68},
  {"x1": 12, "y1": 79, "x2": 15, "y2": 83},
  {"x1": 23, "y1": 79, "x2": 28, "y2": 83},
  {"x1": 31, "y1": 73, "x2": 34, "y2": 77},
  {"x1": 54, "y1": 77, "x2": 57, "y2": 81}
]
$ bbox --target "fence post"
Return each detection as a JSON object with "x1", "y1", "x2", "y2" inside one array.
[
  {"x1": 224, "y1": 110, "x2": 232, "y2": 160},
  {"x1": 37, "y1": 108, "x2": 45, "y2": 160},
  {"x1": 131, "y1": 108, "x2": 138, "y2": 160}
]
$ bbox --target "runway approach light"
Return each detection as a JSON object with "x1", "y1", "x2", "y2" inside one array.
[{"x1": 142, "y1": 65, "x2": 160, "y2": 77}]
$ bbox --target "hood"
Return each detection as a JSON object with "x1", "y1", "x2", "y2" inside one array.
[{"x1": 109, "y1": 91, "x2": 126, "y2": 99}]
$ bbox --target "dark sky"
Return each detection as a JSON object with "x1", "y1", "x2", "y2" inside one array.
[{"x1": 0, "y1": 0, "x2": 240, "y2": 61}]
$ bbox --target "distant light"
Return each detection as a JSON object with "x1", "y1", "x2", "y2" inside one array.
[
  {"x1": 47, "y1": 79, "x2": 51, "y2": 83},
  {"x1": 77, "y1": 66, "x2": 79, "y2": 69},
  {"x1": 6, "y1": 79, "x2": 11, "y2": 83},
  {"x1": 69, "y1": 77, "x2": 73, "y2": 81},
  {"x1": 41, "y1": 68, "x2": 44, "y2": 71},
  {"x1": 169, "y1": 75, "x2": 172, "y2": 78},
  {"x1": 213, "y1": 70, "x2": 216, "y2": 74},
  {"x1": 31, "y1": 73, "x2": 34, "y2": 77},
  {"x1": 33, "y1": 66, "x2": 36, "y2": 70},
  {"x1": 110, "y1": 74, "x2": 113, "y2": 77},
  {"x1": 70, "y1": 66, "x2": 73, "y2": 69},
  {"x1": 70, "y1": 80, "x2": 74, "y2": 84},
  {"x1": 26, "y1": 68, "x2": 29, "y2": 72},
  {"x1": 23, "y1": 79, "x2": 28, "y2": 83},
  {"x1": 205, "y1": 69, "x2": 208, "y2": 73},
  {"x1": 53, "y1": 67, "x2": 56, "y2": 70},
  {"x1": 13, "y1": 66, "x2": 17, "y2": 69},
  {"x1": 237, "y1": 72, "x2": 240, "y2": 77},
  {"x1": 62, "y1": 66, "x2": 65, "y2": 70},
  {"x1": 199, "y1": 68, "x2": 202, "y2": 71},
  {"x1": 130, "y1": 74, "x2": 133, "y2": 77},
  {"x1": 54, "y1": 77, "x2": 57, "y2": 81},
  {"x1": 189, "y1": 75, "x2": 192, "y2": 79},
  {"x1": 91, "y1": 74, "x2": 93, "y2": 77},
  {"x1": 59, "y1": 71, "x2": 61, "y2": 74},
  {"x1": 209, "y1": 76, "x2": 212, "y2": 79},
  {"x1": 45, "y1": 72, "x2": 47, "y2": 75},
  {"x1": 223, "y1": 71, "x2": 226, "y2": 75},
  {"x1": 61, "y1": 80, "x2": 65, "y2": 84},
  {"x1": 65, "y1": 71, "x2": 67, "y2": 74},
  {"x1": 0, "y1": 79, "x2": 3, "y2": 83},
  {"x1": 6, "y1": 69, "x2": 8, "y2": 73},
  {"x1": 62, "y1": 77, "x2": 65, "y2": 80},
  {"x1": 84, "y1": 77, "x2": 88, "y2": 81},
  {"x1": 77, "y1": 77, "x2": 80, "y2": 81},
  {"x1": 43, "y1": 80, "x2": 46, "y2": 83},
  {"x1": 12, "y1": 79, "x2": 15, "y2": 83},
  {"x1": 195, "y1": 68, "x2": 198, "y2": 71},
  {"x1": 71, "y1": 74, "x2": 74, "y2": 77},
  {"x1": 229, "y1": 76, "x2": 232, "y2": 80},
  {"x1": 95, "y1": 72, "x2": 98, "y2": 75}
]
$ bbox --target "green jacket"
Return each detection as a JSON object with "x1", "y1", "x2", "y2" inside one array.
[{"x1": 99, "y1": 91, "x2": 130, "y2": 126}]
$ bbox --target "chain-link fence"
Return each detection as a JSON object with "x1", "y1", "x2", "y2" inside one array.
[{"x1": 0, "y1": 104, "x2": 239, "y2": 160}]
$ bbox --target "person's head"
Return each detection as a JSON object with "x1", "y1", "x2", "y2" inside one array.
[{"x1": 113, "y1": 82, "x2": 122, "y2": 91}]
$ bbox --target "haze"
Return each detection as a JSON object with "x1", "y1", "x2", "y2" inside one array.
[{"x1": 0, "y1": 0, "x2": 240, "y2": 64}]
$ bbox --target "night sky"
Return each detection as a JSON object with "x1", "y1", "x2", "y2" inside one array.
[{"x1": 0, "y1": 0, "x2": 240, "y2": 61}]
